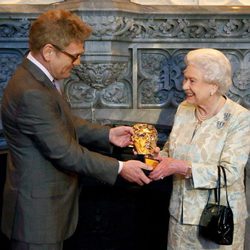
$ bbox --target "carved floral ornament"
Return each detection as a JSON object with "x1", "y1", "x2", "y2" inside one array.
[
  {"x1": 64, "y1": 62, "x2": 131, "y2": 108},
  {"x1": 0, "y1": 16, "x2": 250, "y2": 40},
  {"x1": 84, "y1": 16, "x2": 250, "y2": 40},
  {"x1": 72, "y1": 63, "x2": 127, "y2": 90},
  {"x1": 0, "y1": 19, "x2": 30, "y2": 38}
]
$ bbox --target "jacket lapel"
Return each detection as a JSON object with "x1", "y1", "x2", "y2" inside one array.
[{"x1": 22, "y1": 58, "x2": 55, "y2": 90}]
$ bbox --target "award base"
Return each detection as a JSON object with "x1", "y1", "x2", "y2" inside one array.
[
  {"x1": 136, "y1": 154, "x2": 159, "y2": 175},
  {"x1": 144, "y1": 157, "x2": 159, "y2": 169}
]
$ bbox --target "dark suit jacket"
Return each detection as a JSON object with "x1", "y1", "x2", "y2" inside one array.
[{"x1": 1, "y1": 58, "x2": 119, "y2": 243}]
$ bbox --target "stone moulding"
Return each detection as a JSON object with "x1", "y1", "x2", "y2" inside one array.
[
  {"x1": 84, "y1": 16, "x2": 250, "y2": 41},
  {"x1": 1, "y1": 15, "x2": 250, "y2": 41}
]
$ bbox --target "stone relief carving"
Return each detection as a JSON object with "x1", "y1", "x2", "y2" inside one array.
[
  {"x1": 0, "y1": 14, "x2": 249, "y2": 112},
  {"x1": 222, "y1": 50, "x2": 250, "y2": 109},
  {"x1": 138, "y1": 50, "x2": 186, "y2": 108},
  {"x1": 85, "y1": 16, "x2": 250, "y2": 39},
  {"x1": 230, "y1": 68, "x2": 250, "y2": 108},
  {"x1": 223, "y1": 19, "x2": 250, "y2": 38},
  {"x1": 102, "y1": 82, "x2": 130, "y2": 106},
  {"x1": 73, "y1": 62, "x2": 127, "y2": 89},
  {"x1": 0, "y1": 51, "x2": 23, "y2": 101},
  {"x1": 2, "y1": 15, "x2": 248, "y2": 41},
  {"x1": 229, "y1": 51, "x2": 250, "y2": 108},
  {"x1": 64, "y1": 62, "x2": 131, "y2": 108},
  {"x1": 138, "y1": 49, "x2": 250, "y2": 109},
  {"x1": 0, "y1": 19, "x2": 30, "y2": 38}
]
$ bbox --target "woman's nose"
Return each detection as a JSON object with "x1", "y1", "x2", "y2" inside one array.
[{"x1": 182, "y1": 79, "x2": 189, "y2": 90}]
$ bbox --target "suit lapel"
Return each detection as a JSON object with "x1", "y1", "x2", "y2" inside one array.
[
  {"x1": 21, "y1": 57, "x2": 76, "y2": 137},
  {"x1": 22, "y1": 58, "x2": 55, "y2": 90}
]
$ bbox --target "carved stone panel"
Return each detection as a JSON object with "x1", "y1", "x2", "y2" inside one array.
[
  {"x1": 229, "y1": 50, "x2": 250, "y2": 108},
  {"x1": 64, "y1": 62, "x2": 131, "y2": 108},
  {"x1": 0, "y1": 18, "x2": 30, "y2": 38},
  {"x1": 0, "y1": 50, "x2": 23, "y2": 101},
  {"x1": 85, "y1": 16, "x2": 250, "y2": 41},
  {"x1": 137, "y1": 48, "x2": 250, "y2": 109},
  {"x1": 138, "y1": 49, "x2": 186, "y2": 108}
]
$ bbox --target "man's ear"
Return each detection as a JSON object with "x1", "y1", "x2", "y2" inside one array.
[{"x1": 42, "y1": 44, "x2": 54, "y2": 62}]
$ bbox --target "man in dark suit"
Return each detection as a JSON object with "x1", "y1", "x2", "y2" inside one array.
[{"x1": 1, "y1": 9, "x2": 151, "y2": 250}]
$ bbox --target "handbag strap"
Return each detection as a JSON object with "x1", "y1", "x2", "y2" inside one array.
[
  {"x1": 207, "y1": 166, "x2": 220, "y2": 204},
  {"x1": 219, "y1": 165, "x2": 231, "y2": 208},
  {"x1": 215, "y1": 165, "x2": 221, "y2": 204},
  {"x1": 207, "y1": 165, "x2": 231, "y2": 208}
]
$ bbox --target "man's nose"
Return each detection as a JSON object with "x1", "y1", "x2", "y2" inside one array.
[{"x1": 73, "y1": 57, "x2": 81, "y2": 66}]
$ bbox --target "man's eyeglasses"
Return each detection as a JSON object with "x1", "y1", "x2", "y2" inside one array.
[{"x1": 52, "y1": 44, "x2": 82, "y2": 63}]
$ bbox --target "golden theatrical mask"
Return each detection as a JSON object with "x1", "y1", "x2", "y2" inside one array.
[{"x1": 132, "y1": 123, "x2": 159, "y2": 168}]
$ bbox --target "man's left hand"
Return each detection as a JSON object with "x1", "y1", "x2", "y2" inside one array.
[{"x1": 109, "y1": 126, "x2": 133, "y2": 148}]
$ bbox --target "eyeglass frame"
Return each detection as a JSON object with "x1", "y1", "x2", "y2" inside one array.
[{"x1": 51, "y1": 44, "x2": 82, "y2": 63}]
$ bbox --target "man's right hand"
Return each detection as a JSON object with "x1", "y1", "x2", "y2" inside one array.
[{"x1": 119, "y1": 160, "x2": 152, "y2": 186}]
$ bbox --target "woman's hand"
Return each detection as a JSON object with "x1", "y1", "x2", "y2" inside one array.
[
  {"x1": 149, "y1": 157, "x2": 191, "y2": 181},
  {"x1": 152, "y1": 146, "x2": 161, "y2": 159}
]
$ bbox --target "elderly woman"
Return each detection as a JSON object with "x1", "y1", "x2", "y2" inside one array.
[{"x1": 149, "y1": 48, "x2": 250, "y2": 249}]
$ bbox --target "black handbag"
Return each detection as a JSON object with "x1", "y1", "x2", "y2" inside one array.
[{"x1": 199, "y1": 165, "x2": 234, "y2": 245}]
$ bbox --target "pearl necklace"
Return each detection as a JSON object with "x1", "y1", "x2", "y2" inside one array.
[{"x1": 195, "y1": 96, "x2": 223, "y2": 122}]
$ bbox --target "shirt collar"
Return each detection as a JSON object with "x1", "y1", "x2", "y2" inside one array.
[{"x1": 27, "y1": 52, "x2": 54, "y2": 83}]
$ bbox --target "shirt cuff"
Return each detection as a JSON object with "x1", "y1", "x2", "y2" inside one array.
[{"x1": 118, "y1": 161, "x2": 124, "y2": 174}]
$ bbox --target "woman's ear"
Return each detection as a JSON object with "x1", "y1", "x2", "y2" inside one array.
[{"x1": 210, "y1": 84, "x2": 219, "y2": 96}]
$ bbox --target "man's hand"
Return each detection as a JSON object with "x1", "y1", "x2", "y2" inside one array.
[
  {"x1": 119, "y1": 160, "x2": 152, "y2": 186},
  {"x1": 109, "y1": 126, "x2": 134, "y2": 148}
]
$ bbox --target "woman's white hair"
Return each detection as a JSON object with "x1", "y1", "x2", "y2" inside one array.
[{"x1": 184, "y1": 48, "x2": 232, "y2": 95}]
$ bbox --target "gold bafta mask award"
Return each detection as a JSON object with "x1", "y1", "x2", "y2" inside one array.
[{"x1": 132, "y1": 123, "x2": 159, "y2": 168}]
